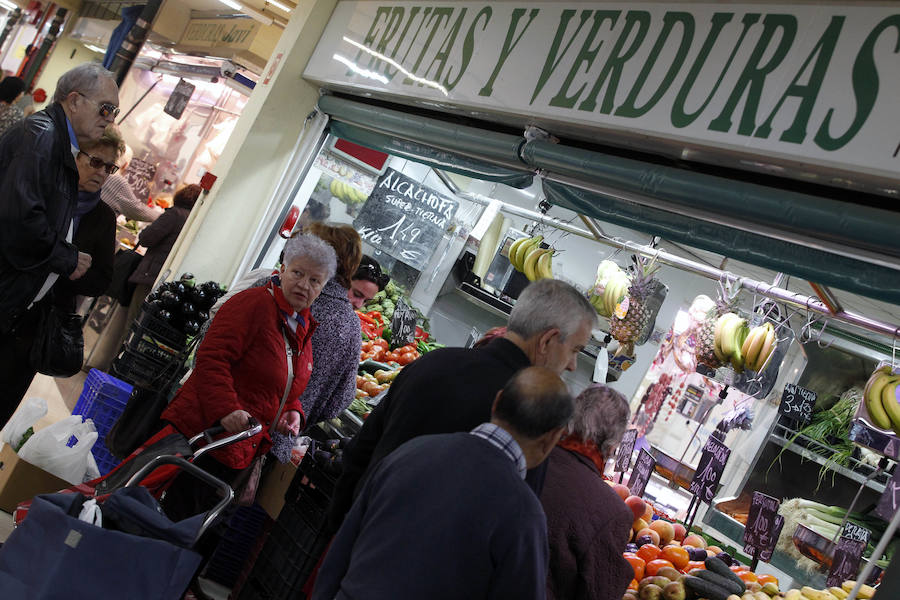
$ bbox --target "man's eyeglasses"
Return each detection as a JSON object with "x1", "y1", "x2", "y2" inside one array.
[
  {"x1": 77, "y1": 92, "x2": 120, "y2": 119},
  {"x1": 78, "y1": 151, "x2": 119, "y2": 175},
  {"x1": 356, "y1": 262, "x2": 390, "y2": 288}
]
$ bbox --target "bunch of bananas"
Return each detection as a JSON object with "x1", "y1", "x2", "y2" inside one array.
[
  {"x1": 588, "y1": 260, "x2": 631, "y2": 318},
  {"x1": 714, "y1": 313, "x2": 750, "y2": 372},
  {"x1": 329, "y1": 178, "x2": 368, "y2": 205},
  {"x1": 740, "y1": 322, "x2": 777, "y2": 373},
  {"x1": 863, "y1": 364, "x2": 900, "y2": 434},
  {"x1": 508, "y1": 235, "x2": 554, "y2": 281}
]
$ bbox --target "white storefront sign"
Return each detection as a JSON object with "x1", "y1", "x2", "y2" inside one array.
[{"x1": 304, "y1": 2, "x2": 900, "y2": 182}]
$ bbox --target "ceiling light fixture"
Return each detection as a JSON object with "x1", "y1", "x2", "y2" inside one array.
[
  {"x1": 218, "y1": 0, "x2": 241, "y2": 10},
  {"x1": 0, "y1": 0, "x2": 18, "y2": 11},
  {"x1": 265, "y1": 0, "x2": 292, "y2": 12}
]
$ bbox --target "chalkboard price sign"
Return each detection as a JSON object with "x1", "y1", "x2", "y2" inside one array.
[
  {"x1": 627, "y1": 449, "x2": 656, "y2": 498},
  {"x1": 353, "y1": 168, "x2": 459, "y2": 270},
  {"x1": 779, "y1": 383, "x2": 816, "y2": 424},
  {"x1": 758, "y1": 515, "x2": 785, "y2": 562},
  {"x1": 124, "y1": 157, "x2": 156, "y2": 203},
  {"x1": 390, "y1": 298, "x2": 417, "y2": 349},
  {"x1": 876, "y1": 467, "x2": 900, "y2": 521},
  {"x1": 689, "y1": 435, "x2": 731, "y2": 504},
  {"x1": 615, "y1": 429, "x2": 638, "y2": 473},
  {"x1": 827, "y1": 534, "x2": 868, "y2": 588},
  {"x1": 164, "y1": 78, "x2": 195, "y2": 120},
  {"x1": 743, "y1": 492, "x2": 781, "y2": 552}
]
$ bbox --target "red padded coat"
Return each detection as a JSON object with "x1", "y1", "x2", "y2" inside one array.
[{"x1": 162, "y1": 283, "x2": 315, "y2": 469}]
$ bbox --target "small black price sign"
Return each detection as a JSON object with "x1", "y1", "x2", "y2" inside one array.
[
  {"x1": 689, "y1": 435, "x2": 731, "y2": 504},
  {"x1": 757, "y1": 515, "x2": 785, "y2": 562},
  {"x1": 390, "y1": 298, "x2": 417, "y2": 349},
  {"x1": 163, "y1": 78, "x2": 196, "y2": 120},
  {"x1": 627, "y1": 448, "x2": 656, "y2": 498},
  {"x1": 615, "y1": 429, "x2": 638, "y2": 473},
  {"x1": 743, "y1": 492, "x2": 781, "y2": 553},
  {"x1": 827, "y1": 524, "x2": 871, "y2": 588},
  {"x1": 779, "y1": 383, "x2": 816, "y2": 425},
  {"x1": 876, "y1": 467, "x2": 900, "y2": 521}
]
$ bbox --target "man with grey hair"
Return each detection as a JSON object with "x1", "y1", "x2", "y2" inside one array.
[
  {"x1": 0, "y1": 62, "x2": 118, "y2": 330},
  {"x1": 328, "y1": 278, "x2": 597, "y2": 531},
  {"x1": 315, "y1": 367, "x2": 573, "y2": 600}
]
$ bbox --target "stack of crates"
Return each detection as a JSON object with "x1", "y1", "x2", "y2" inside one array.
[
  {"x1": 205, "y1": 503, "x2": 270, "y2": 589},
  {"x1": 111, "y1": 305, "x2": 187, "y2": 389},
  {"x1": 237, "y1": 451, "x2": 339, "y2": 599},
  {"x1": 71, "y1": 369, "x2": 133, "y2": 475}
]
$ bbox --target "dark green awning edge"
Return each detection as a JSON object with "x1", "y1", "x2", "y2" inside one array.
[
  {"x1": 543, "y1": 180, "x2": 900, "y2": 305},
  {"x1": 328, "y1": 121, "x2": 533, "y2": 189}
]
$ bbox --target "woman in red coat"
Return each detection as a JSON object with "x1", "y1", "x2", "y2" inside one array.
[{"x1": 160, "y1": 233, "x2": 337, "y2": 532}]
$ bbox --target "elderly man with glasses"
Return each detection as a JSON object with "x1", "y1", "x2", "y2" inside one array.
[{"x1": 0, "y1": 63, "x2": 118, "y2": 423}]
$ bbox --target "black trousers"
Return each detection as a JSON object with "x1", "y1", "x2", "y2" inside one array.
[{"x1": 0, "y1": 305, "x2": 41, "y2": 429}]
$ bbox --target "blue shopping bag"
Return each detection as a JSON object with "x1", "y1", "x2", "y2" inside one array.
[{"x1": 0, "y1": 490, "x2": 203, "y2": 599}]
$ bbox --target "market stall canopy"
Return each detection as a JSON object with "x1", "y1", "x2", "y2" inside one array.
[
  {"x1": 318, "y1": 95, "x2": 531, "y2": 187},
  {"x1": 328, "y1": 120, "x2": 533, "y2": 188}
]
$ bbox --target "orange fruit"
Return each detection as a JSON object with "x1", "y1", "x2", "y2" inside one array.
[
  {"x1": 757, "y1": 574, "x2": 779, "y2": 586},
  {"x1": 636, "y1": 544, "x2": 661, "y2": 563},
  {"x1": 623, "y1": 553, "x2": 645, "y2": 580},
  {"x1": 645, "y1": 559, "x2": 676, "y2": 577},
  {"x1": 685, "y1": 561, "x2": 706, "y2": 572},
  {"x1": 660, "y1": 545, "x2": 690, "y2": 570},
  {"x1": 738, "y1": 571, "x2": 759, "y2": 583}
]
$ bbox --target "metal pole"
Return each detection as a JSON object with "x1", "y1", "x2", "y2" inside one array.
[{"x1": 107, "y1": 0, "x2": 163, "y2": 86}]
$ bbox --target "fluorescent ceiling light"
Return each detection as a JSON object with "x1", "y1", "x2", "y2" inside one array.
[
  {"x1": 218, "y1": 0, "x2": 241, "y2": 10},
  {"x1": 84, "y1": 44, "x2": 106, "y2": 54},
  {"x1": 0, "y1": 0, "x2": 18, "y2": 11},
  {"x1": 266, "y1": 0, "x2": 291, "y2": 12}
]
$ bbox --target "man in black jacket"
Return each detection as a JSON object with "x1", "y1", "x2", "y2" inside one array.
[
  {"x1": 0, "y1": 63, "x2": 117, "y2": 422},
  {"x1": 327, "y1": 278, "x2": 598, "y2": 532},
  {"x1": 0, "y1": 62, "x2": 118, "y2": 331}
]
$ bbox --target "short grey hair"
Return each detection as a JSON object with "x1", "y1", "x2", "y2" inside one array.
[
  {"x1": 282, "y1": 234, "x2": 337, "y2": 281},
  {"x1": 53, "y1": 63, "x2": 115, "y2": 104},
  {"x1": 508, "y1": 279, "x2": 598, "y2": 340},
  {"x1": 569, "y1": 385, "x2": 630, "y2": 457}
]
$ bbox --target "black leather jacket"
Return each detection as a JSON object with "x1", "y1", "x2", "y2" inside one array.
[{"x1": 0, "y1": 102, "x2": 79, "y2": 317}]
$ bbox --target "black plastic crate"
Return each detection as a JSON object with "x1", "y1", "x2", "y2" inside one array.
[
  {"x1": 127, "y1": 330, "x2": 183, "y2": 364},
  {"x1": 236, "y1": 500, "x2": 331, "y2": 600},
  {"x1": 111, "y1": 347, "x2": 183, "y2": 388},
  {"x1": 134, "y1": 304, "x2": 186, "y2": 349}
]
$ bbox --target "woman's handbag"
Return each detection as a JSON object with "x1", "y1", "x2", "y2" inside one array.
[
  {"x1": 233, "y1": 326, "x2": 295, "y2": 506},
  {"x1": 29, "y1": 299, "x2": 84, "y2": 377},
  {"x1": 107, "y1": 249, "x2": 143, "y2": 306}
]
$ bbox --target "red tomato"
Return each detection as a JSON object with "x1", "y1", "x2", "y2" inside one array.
[
  {"x1": 397, "y1": 352, "x2": 417, "y2": 366},
  {"x1": 372, "y1": 348, "x2": 386, "y2": 361},
  {"x1": 361, "y1": 341, "x2": 374, "y2": 352},
  {"x1": 373, "y1": 339, "x2": 389, "y2": 350}
]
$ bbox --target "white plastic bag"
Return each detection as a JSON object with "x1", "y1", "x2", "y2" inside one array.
[
  {"x1": 0, "y1": 397, "x2": 47, "y2": 450},
  {"x1": 18, "y1": 416, "x2": 98, "y2": 485},
  {"x1": 78, "y1": 498, "x2": 103, "y2": 527}
]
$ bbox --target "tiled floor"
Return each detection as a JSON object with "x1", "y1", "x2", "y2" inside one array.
[{"x1": 0, "y1": 371, "x2": 231, "y2": 600}]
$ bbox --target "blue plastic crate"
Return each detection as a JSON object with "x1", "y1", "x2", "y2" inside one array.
[{"x1": 73, "y1": 370, "x2": 133, "y2": 476}]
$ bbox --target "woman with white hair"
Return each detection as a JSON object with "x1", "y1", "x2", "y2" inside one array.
[
  {"x1": 159, "y1": 234, "x2": 337, "y2": 523},
  {"x1": 540, "y1": 384, "x2": 635, "y2": 600}
]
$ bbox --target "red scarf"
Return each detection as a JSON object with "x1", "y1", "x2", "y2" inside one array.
[{"x1": 557, "y1": 434, "x2": 606, "y2": 473}]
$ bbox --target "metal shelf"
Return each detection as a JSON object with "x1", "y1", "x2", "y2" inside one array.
[{"x1": 768, "y1": 423, "x2": 888, "y2": 493}]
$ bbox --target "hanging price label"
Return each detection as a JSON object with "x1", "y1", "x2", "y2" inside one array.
[
  {"x1": 627, "y1": 449, "x2": 656, "y2": 498},
  {"x1": 826, "y1": 524, "x2": 871, "y2": 588},
  {"x1": 743, "y1": 492, "x2": 781, "y2": 554},
  {"x1": 779, "y1": 383, "x2": 816, "y2": 425},
  {"x1": 615, "y1": 429, "x2": 638, "y2": 473}
]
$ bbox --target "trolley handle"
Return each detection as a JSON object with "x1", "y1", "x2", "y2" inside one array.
[
  {"x1": 188, "y1": 418, "x2": 262, "y2": 460},
  {"x1": 124, "y1": 455, "x2": 233, "y2": 544}
]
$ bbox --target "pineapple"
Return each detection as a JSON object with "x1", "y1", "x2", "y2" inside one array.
[
  {"x1": 694, "y1": 284, "x2": 740, "y2": 369},
  {"x1": 610, "y1": 255, "x2": 662, "y2": 356}
]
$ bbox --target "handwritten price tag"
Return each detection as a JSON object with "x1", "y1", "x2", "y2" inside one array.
[
  {"x1": 615, "y1": 429, "x2": 638, "y2": 473},
  {"x1": 779, "y1": 383, "x2": 816, "y2": 425},
  {"x1": 689, "y1": 436, "x2": 731, "y2": 504},
  {"x1": 627, "y1": 449, "x2": 656, "y2": 498},
  {"x1": 743, "y1": 492, "x2": 781, "y2": 553},
  {"x1": 827, "y1": 525, "x2": 870, "y2": 588}
]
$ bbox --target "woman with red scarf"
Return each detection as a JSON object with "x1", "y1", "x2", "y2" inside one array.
[{"x1": 540, "y1": 384, "x2": 634, "y2": 600}]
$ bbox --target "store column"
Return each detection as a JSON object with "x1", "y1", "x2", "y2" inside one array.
[{"x1": 163, "y1": 0, "x2": 337, "y2": 285}]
